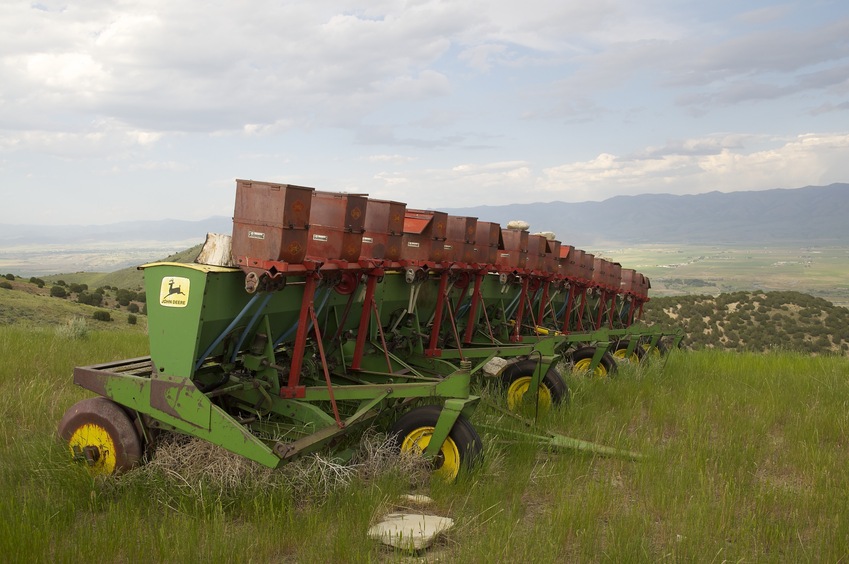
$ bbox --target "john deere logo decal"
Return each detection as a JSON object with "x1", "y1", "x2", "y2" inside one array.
[{"x1": 159, "y1": 277, "x2": 190, "y2": 307}]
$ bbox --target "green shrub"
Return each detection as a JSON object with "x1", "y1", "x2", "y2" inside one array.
[
  {"x1": 79, "y1": 291, "x2": 104, "y2": 306},
  {"x1": 50, "y1": 285, "x2": 67, "y2": 298},
  {"x1": 4, "y1": 273, "x2": 15, "y2": 281},
  {"x1": 116, "y1": 288, "x2": 133, "y2": 307},
  {"x1": 127, "y1": 314, "x2": 137, "y2": 325},
  {"x1": 0, "y1": 281, "x2": 12, "y2": 290},
  {"x1": 92, "y1": 310, "x2": 112, "y2": 322}
]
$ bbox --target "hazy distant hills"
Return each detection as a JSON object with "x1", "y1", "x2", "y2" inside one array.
[
  {"x1": 1, "y1": 183, "x2": 847, "y2": 249},
  {"x1": 0, "y1": 217, "x2": 228, "y2": 245},
  {"x1": 442, "y1": 183, "x2": 849, "y2": 248}
]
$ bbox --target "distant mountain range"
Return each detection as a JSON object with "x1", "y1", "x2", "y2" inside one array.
[
  {"x1": 1, "y1": 183, "x2": 847, "y2": 249},
  {"x1": 0, "y1": 217, "x2": 228, "y2": 246},
  {"x1": 442, "y1": 183, "x2": 849, "y2": 248}
]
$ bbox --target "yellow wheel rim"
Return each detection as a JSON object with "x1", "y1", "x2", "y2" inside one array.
[
  {"x1": 573, "y1": 357, "x2": 608, "y2": 378},
  {"x1": 401, "y1": 426, "x2": 461, "y2": 482},
  {"x1": 613, "y1": 349, "x2": 640, "y2": 363},
  {"x1": 67, "y1": 423, "x2": 118, "y2": 476},
  {"x1": 641, "y1": 344, "x2": 661, "y2": 358},
  {"x1": 506, "y1": 376, "x2": 552, "y2": 416}
]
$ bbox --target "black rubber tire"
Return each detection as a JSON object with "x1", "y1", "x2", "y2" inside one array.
[
  {"x1": 58, "y1": 397, "x2": 143, "y2": 476},
  {"x1": 500, "y1": 359, "x2": 569, "y2": 408},
  {"x1": 388, "y1": 404, "x2": 483, "y2": 481},
  {"x1": 570, "y1": 346, "x2": 618, "y2": 377}
]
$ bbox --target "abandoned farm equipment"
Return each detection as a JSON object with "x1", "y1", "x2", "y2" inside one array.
[{"x1": 59, "y1": 179, "x2": 681, "y2": 481}]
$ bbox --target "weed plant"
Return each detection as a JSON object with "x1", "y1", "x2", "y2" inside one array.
[{"x1": 2, "y1": 326, "x2": 849, "y2": 561}]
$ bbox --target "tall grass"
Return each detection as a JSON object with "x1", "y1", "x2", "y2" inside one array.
[{"x1": 2, "y1": 325, "x2": 848, "y2": 561}]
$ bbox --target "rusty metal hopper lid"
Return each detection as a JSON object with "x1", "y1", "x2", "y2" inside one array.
[{"x1": 403, "y1": 216, "x2": 431, "y2": 234}]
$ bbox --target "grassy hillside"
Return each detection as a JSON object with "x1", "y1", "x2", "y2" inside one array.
[
  {"x1": 643, "y1": 290, "x2": 849, "y2": 354},
  {"x1": 3, "y1": 324, "x2": 849, "y2": 561},
  {"x1": 0, "y1": 276, "x2": 147, "y2": 331}
]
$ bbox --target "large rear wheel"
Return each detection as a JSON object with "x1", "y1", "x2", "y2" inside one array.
[
  {"x1": 58, "y1": 397, "x2": 142, "y2": 476},
  {"x1": 501, "y1": 359, "x2": 569, "y2": 416},
  {"x1": 388, "y1": 405, "x2": 482, "y2": 482}
]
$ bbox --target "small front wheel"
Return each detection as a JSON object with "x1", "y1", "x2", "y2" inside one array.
[
  {"x1": 388, "y1": 405, "x2": 482, "y2": 482},
  {"x1": 641, "y1": 339, "x2": 668, "y2": 358},
  {"x1": 58, "y1": 397, "x2": 142, "y2": 476},
  {"x1": 570, "y1": 346, "x2": 618, "y2": 378},
  {"x1": 612, "y1": 340, "x2": 644, "y2": 364},
  {"x1": 501, "y1": 359, "x2": 569, "y2": 416}
]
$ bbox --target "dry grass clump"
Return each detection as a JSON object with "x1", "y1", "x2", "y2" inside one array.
[
  {"x1": 351, "y1": 429, "x2": 432, "y2": 487},
  {"x1": 55, "y1": 317, "x2": 89, "y2": 340},
  {"x1": 130, "y1": 429, "x2": 431, "y2": 501},
  {"x1": 143, "y1": 433, "x2": 277, "y2": 491}
]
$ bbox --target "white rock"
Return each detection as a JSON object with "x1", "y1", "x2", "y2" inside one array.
[
  {"x1": 482, "y1": 357, "x2": 510, "y2": 377},
  {"x1": 195, "y1": 233, "x2": 236, "y2": 267},
  {"x1": 368, "y1": 513, "x2": 455, "y2": 550},
  {"x1": 506, "y1": 220, "x2": 530, "y2": 231},
  {"x1": 533, "y1": 231, "x2": 556, "y2": 241}
]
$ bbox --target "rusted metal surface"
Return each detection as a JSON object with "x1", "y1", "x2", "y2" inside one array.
[
  {"x1": 592, "y1": 257, "x2": 609, "y2": 288},
  {"x1": 401, "y1": 209, "x2": 449, "y2": 262},
  {"x1": 361, "y1": 198, "x2": 406, "y2": 260},
  {"x1": 559, "y1": 245, "x2": 578, "y2": 279},
  {"x1": 609, "y1": 261, "x2": 622, "y2": 291},
  {"x1": 306, "y1": 192, "x2": 367, "y2": 262},
  {"x1": 581, "y1": 252, "x2": 595, "y2": 284},
  {"x1": 620, "y1": 268, "x2": 638, "y2": 294},
  {"x1": 232, "y1": 179, "x2": 314, "y2": 265},
  {"x1": 526, "y1": 234, "x2": 547, "y2": 271},
  {"x1": 474, "y1": 221, "x2": 502, "y2": 264},
  {"x1": 544, "y1": 239, "x2": 561, "y2": 274},
  {"x1": 445, "y1": 215, "x2": 477, "y2": 263},
  {"x1": 497, "y1": 228, "x2": 529, "y2": 270}
]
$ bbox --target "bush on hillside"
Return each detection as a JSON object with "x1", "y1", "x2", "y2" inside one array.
[
  {"x1": 644, "y1": 290, "x2": 849, "y2": 355},
  {"x1": 50, "y1": 285, "x2": 67, "y2": 298},
  {"x1": 68, "y1": 283, "x2": 88, "y2": 294},
  {"x1": 92, "y1": 310, "x2": 112, "y2": 322},
  {"x1": 77, "y1": 291, "x2": 103, "y2": 307}
]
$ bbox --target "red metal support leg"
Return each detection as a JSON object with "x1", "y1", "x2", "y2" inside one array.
[
  {"x1": 462, "y1": 272, "x2": 484, "y2": 344},
  {"x1": 536, "y1": 280, "x2": 550, "y2": 327},
  {"x1": 308, "y1": 304, "x2": 343, "y2": 427},
  {"x1": 350, "y1": 272, "x2": 379, "y2": 371},
  {"x1": 426, "y1": 271, "x2": 450, "y2": 356},
  {"x1": 283, "y1": 274, "x2": 318, "y2": 397},
  {"x1": 511, "y1": 277, "x2": 530, "y2": 342}
]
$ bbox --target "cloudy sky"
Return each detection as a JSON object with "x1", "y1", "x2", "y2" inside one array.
[{"x1": 1, "y1": 0, "x2": 848, "y2": 225}]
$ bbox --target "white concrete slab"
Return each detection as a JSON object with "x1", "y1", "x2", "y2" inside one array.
[{"x1": 368, "y1": 512, "x2": 455, "y2": 550}]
